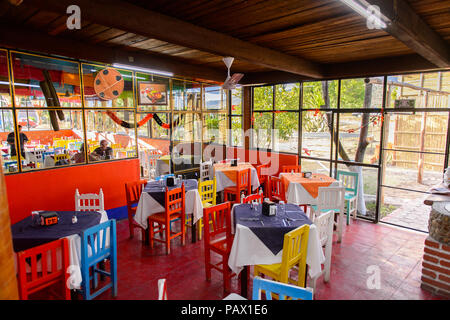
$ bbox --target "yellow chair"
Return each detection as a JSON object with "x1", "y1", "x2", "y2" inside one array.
[
  {"x1": 54, "y1": 153, "x2": 69, "y2": 164},
  {"x1": 186, "y1": 178, "x2": 217, "y2": 240},
  {"x1": 254, "y1": 224, "x2": 310, "y2": 288}
]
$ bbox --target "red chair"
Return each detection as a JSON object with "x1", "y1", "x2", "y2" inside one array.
[
  {"x1": 148, "y1": 184, "x2": 186, "y2": 255},
  {"x1": 125, "y1": 179, "x2": 148, "y2": 240},
  {"x1": 203, "y1": 202, "x2": 236, "y2": 292},
  {"x1": 243, "y1": 193, "x2": 263, "y2": 204},
  {"x1": 17, "y1": 238, "x2": 70, "y2": 300},
  {"x1": 281, "y1": 165, "x2": 302, "y2": 173},
  {"x1": 224, "y1": 168, "x2": 251, "y2": 203},
  {"x1": 255, "y1": 163, "x2": 269, "y2": 196},
  {"x1": 268, "y1": 176, "x2": 286, "y2": 202}
]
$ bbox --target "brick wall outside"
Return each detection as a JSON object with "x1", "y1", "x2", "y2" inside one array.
[{"x1": 421, "y1": 237, "x2": 450, "y2": 298}]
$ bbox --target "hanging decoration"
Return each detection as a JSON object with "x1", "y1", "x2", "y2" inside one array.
[
  {"x1": 94, "y1": 68, "x2": 124, "y2": 101},
  {"x1": 346, "y1": 112, "x2": 384, "y2": 134},
  {"x1": 105, "y1": 110, "x2": 183, "y2": 129}
]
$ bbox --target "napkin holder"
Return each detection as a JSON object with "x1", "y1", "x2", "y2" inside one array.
[
  {"x1": 262, "y1": 200, "x2": 276, "y2": 216},
  {"x1": 39, "y1": 212, "x2": 59, "y2": 226},
  {"x1": 231, "y1": 159, "x2": 238, "y2": 167},
  {"x1": 166, "y1": 176, "x2": 175, "y2": 187},
  {"x1": 303, "y1": 172, "x2": 312, "y2": 178}
]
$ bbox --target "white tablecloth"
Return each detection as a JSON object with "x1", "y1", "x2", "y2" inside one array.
[
  {"x1": 228, "y1": 206, "x2": 325, "y2": 279},
  {"x1": 134, "y1": 188, "x2": 203, "y2": 229},
  {"x1": 280, "y1": 173, "x2": 341, "y2": 206},
  {"x1": 212, "y1": 164, "x2": 260, "y2": 193}
]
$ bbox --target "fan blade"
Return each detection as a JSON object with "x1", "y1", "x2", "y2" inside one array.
[{"x1": 222, "y1": 73, "x2": 244, "y2": 90}]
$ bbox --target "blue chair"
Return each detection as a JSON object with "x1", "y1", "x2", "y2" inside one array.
[
  {"x1": 252, "y1": 276, "x2": 313, "y2": 300},
  {"x1": 336, "y1": 170, "x2": 359, "y2": 225},
  {"x1": 155, "y1": 173, "x2": 175, "y2": 181},
  {"x1": 80, "y1": 219, "x2": 118, "y2": 300}
]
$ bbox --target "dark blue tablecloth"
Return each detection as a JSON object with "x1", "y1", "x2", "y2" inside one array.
[
  {"x1": 143, "y1": 179, "x2": 198, "y2": 207},
  {"x1": 11, "y1": 211, "x2": 102, "y2": 252},
  {"x1": 233, "y1": 203, "x2": 312, "y2": 255}
]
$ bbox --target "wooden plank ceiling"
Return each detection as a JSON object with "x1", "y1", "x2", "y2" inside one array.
[{"x1": 0, "y1": 0, "x2": 449, "y2": 84}]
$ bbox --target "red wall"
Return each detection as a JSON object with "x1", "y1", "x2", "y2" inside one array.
[
  {"x1": 5, "y1": 159, "x2": 140, "y2": 224},
  {"x1": 0, "y1": 130, "x2": 80, "y2": 146}
]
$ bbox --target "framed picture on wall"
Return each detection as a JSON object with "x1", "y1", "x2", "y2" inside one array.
[{"x1": 138, "y1": 82, "x2": 167, "y2": 105}]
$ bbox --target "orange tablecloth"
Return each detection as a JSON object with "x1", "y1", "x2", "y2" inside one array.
[
  {"x1": 280, "y1": 173, "x2": 336, "y2": 199},
  {"x1": 214, "y1": 162, "x2": 255, "y2": 183}
]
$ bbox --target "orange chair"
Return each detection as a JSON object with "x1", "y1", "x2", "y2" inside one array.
[
  {"x1": 281, "y1": 165, "x2": 301, "y2": 173},
  {"x1": 268, "y1": 176, "x2": 286, "y2": 202},
  {"x1": 256, "y1": 163, "x2": 269, "y2": 196},
  {"x1": 243, "y1": 193, "x2": 264, "y2": 204},
  {"x1": 203, "y1": 202, "x2": 236, "y2": 292},
  {"x1": 148, "y1": 184, "x2": 186, "y2": 255},
  {"x1": 224, "y1": 168, "x2": 251, "y2": 203},
  {"x1": 125, "y1": 180, "x2": 148, "y2": 240},
  {"x1": 17, "y1": 238, "x2": 71, "y2": 300}
]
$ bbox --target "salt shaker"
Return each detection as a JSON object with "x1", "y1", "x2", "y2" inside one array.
[{"x1": 72, "y1": 215, "x2": 78, "y2": 224}]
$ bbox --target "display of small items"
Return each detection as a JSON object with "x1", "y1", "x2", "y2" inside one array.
[{"x1": 32, "y1": 211, "x2": 59, "y2": 226}]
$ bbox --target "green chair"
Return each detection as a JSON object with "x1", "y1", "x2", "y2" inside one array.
[{"x1": 336, "y1": 170, "x2": 359, "y2": 225}]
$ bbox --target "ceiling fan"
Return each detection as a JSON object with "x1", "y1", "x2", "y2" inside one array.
[{"x1": 221, "y1": 57, "x2": 243, "y2": 90}]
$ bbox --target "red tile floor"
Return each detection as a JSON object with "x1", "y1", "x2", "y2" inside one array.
[{"x1": 87, "y1": 218, "x2": 447, "y2": 300}]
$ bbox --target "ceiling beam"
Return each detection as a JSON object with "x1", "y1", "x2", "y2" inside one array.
[
  {"x1": 23, "y1": 0, "x2": 324, "y2": 78},
  {"x1": 364, "y1": 0, "x2": 450, "y2": 67},
  {"x1": 0, "y1": 23, "x2": 225, "y2": 82},
  {"x1": 241, "y1": 54, "x2": 445, "y2": 85}
]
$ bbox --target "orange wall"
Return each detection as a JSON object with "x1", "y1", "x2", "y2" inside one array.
[
  {"x1": 5, "y1": 159, "x2": 140, "y2": 224},
  {"x1": 227, "y1": 147, "x2": 298, "y2": 176}
]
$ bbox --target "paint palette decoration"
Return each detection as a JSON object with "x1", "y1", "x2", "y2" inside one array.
[{"x1": 94, "y1": 68, "x2": 124, "y2": 101}]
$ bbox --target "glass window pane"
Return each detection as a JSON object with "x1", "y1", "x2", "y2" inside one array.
[
  {"x1": 340, "y1": 77, "x2": 384, "y2": 109},
  {"x1": 275, "y1": 83, "x2": 299, "y2": 110},
  {"x1": 387, "y1": 72, "x2": 449, "y2": 109},
  {"x1": 16, "y1": 109, "x2": 85, "y2": 171},
  {"x1": 336, "y1": 164, "x2": 378, "y2": 221},
  {"x1": 380, "y1": 187, "x2": 429, "y2": 232},
  {"x1": 382, "y1": 150, "x2": 445, "y2": 190},
  {"x1": 82, "y1": 64, "x2": 134, "y2": 108},
  {"x1": 231, "y1": 116, "x2": 242, "y2": 146},
  {"x1": 0, "y1": 110, "x2": 18, "y2": 173},
  {"x1": 252, "y1": 112, "x2": 272, "y2": 149},
  {"x1": 172, "y1": 112, "x2": 201, "y2": 142},
  {"x1": 203, "y1": 113, "x2": 227, "y2": 145},
  {"x1": 186, "y1": 81, "x2": 201, "y2": 111},
  {"x1": 11, "y1": 52, "x2": 82, "y2": 108},
  {"x1": 338, "y1": 112, "x2": 382, "y2": 164},
  {"x1": 253, "y1": 86, "x2": 273, "y2": 110},
  {"x1": 136, "y1": 73, "x2": 169, "y2": 112},
  {"x1": 274, "y1": 112, "x2": 298, "y2": 153},
  {"x1": 384, "y1": 112, "x2": 448, "y2": 154},
  {"x1": 204, "y1": 85, "x2": 226, "y2": 111},
  {"x1": 301, "y1": 110, "x2": 332, "y2": 159},
  {"x1": 300, "y1": 158, "x2": 330, "y2": 175},
  {"x1": 303, "y1": 80, "x2": 338, "y2": 109},
  {"x1": 231, "y1": 88, "x2": 242, "y2": 115},
  {"x1": 0, "y1": 50, "x2": 12, "y2": 108},
  {"x1": 86, "y1": 110, "x2": 136, "y2": 161}
]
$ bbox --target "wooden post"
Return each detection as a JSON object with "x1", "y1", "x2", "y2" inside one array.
[
  {"x1": 0, "y1": 166, "x2": 19, "y2": 299},
  {"x1": 242, "y1": 86, "x2": 252, "y2": 163},
  {"x1": 418, "y1": 74, "x2": 426, "y2": 183}
]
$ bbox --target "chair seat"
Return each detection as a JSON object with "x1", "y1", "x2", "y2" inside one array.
[
  {"x1": 311, "y1": 205, "x2": 339, "y2": 213},
  {"x1": 209, "y1": 236, "x2": 230, "y2": 254},
  {"x1": 224, "y1": 186, "x2": 248, "y2": 193},
  {"x1": 254, "y1": 262, "x2": 282, "y2": 280},
  {"x1": 148, "y1": 212, "x2": 181, "y2": 223},
  {"x1": 345, "y1": 193, "x2": 357, "y2": 201}
]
